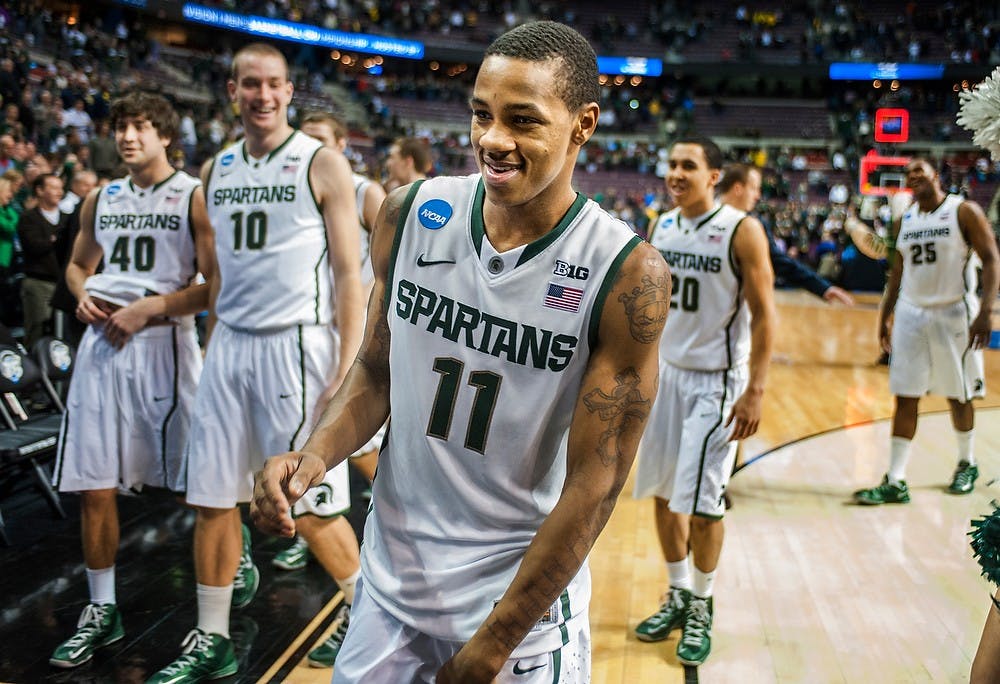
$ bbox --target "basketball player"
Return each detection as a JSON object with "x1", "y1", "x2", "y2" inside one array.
[
  {"x1": 48, "y1": 91, "x2": 214, "y2": 669},
  {"x1": 720, "y1": 163, "x2": 854, "y2": 305},
  {"x1": 633, "y1": 137, "x2": 775, "y2": 666},
  {"x1": 258, "y1": 111, "x2": 384, "y2": 668},
  {"x1": 251, "y1": 21, "x2": 670, "y2": 682},
  {"x1": 383, "y1": 136, "x2": 431, "y2": 193},
  {"x1": 853, "y1": 158, "x2": 998, "y2": 505},
  {"x1": 147, "y1": 44, "x2": 364, "y2": 682}
]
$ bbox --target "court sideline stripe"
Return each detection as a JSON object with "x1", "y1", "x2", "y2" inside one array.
[
  {"x1": 734, "y1": 405, "x2": 1000, "y2": 475},
  {"x1": 254, "y1": 590, "x2": 345, "y2": 683}
]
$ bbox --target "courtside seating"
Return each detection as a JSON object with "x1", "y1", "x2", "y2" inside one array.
[{"x1": 0, "y1": 341, "x2": 71, "y2": 545}]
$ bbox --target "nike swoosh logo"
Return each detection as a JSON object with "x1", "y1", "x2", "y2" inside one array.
[
  {"x1": 279, "y1": 393, "x2": 293, "y2": 399},
  {"x1": 416, "y1": 254, "x2": 456, "y2": 267},
  {"x1": 513, "y1": 662, "x2": 545, "y2": 675},
  {"x1": 153, "y1": 396, "x2": 170, "y2": 402}
]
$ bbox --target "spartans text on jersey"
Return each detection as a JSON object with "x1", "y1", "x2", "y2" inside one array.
[
  {"x1": 212, "y1": 185, "x2": 296, "y2": 205},
  {"x1": 98, "y1": 214, "x2": 182, "y2": 231},
  {"x1": 657, "y1": 250, "x2": 722, "y2": 273},
  {"x1": 395, "y1": 279, "x2": 578, "y2": 372}
]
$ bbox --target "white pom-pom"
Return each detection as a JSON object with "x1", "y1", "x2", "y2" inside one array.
[{"x1": 957, "y1": 66, "x2": 1000, "y2": 160}]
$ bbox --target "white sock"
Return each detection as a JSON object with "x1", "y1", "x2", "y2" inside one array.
[
  {"x1": 196, "y1": 583, "x2": 232, "y2": 638},
  {"x1": 667, "y1": 558, "x2": 691, "y2": 591},
  {"x1": 335, "y1": 568, "x2": 361, "y2": 606},
  {"x1": 86, "y1": 566, "x2": 116, "y2": 605},
  {"x1": 956, "y1": 429, "x2": 975, "y2": 466},
  {"x1": 692, "y1": 566, "x2": 716, "y2": 598},
  {"x1": 888, "y1": 436, "x2": 911, "y2": 483}
]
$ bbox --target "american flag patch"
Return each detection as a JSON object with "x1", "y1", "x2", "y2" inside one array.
[
  {"x1": 282, "y1": 164, "x2": 298, "y2": 173},
  {"x1": 543, "y1": 282, "x2": 583, "y2": 313},
  {"x1": 707, "y1": 233, "x2": 722, "y2": 242},
  {"x1": 165, "y1": 194, "x2": 181, "y2": 204}
]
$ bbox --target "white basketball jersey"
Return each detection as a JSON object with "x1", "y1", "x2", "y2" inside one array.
[
  {"x1": 354, "y1": 172, "x2": 375, "y2": 285},
  {"x1": 362, "y1": 175, "x2": 641, "y2": 644},
  {"x1": 208, "y1": 131, "x2": 331, "y2": 330},
  {"x1": 649, "y1": 204, "x2": 751, "y2": 371},
  {"x1": 85, "y1": 171, "x2": 200, "y2": 308},
  {"x1": 897, "y1": 194, "x2": 979, "y2": 308}
]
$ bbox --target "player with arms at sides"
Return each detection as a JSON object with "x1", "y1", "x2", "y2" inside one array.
[
  {"x1": 260, "y1": 110, "x2": 385, "y2": 668},
  {"x1": 147, "y1": 43, "x2": 364, "y2": 683},
  {"x1": 252, "y1": 20, "x2": 670, "y2": 684},
  {"x1": 633, "y1": 137, "x2": 775, "y2": 666},
  {"x1": 49, "y1": 91, "x2": 215, "y2": 669},
  {"x1": 853, "y1": 158, "x2": 999, "y2": 505}
]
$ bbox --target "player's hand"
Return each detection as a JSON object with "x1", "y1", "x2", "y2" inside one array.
[
  {"x1": 104, "y1": 298, "x2": 156, "y2": 349},
  {"x1": 436, "y1": 647, "x2": 501, "y2": 684},
  {"x1": 75, "y1": 295, "x2": 112, "y2": 325},
  {"x1": 969, "y1": 312, "x2": 992, "y2": 350},
  {"x1": 250, "y1": 451, "x2": 327, "y2": 537},
  {"x1": 725, "y1": 388, "x2": 763, "y2": 441},
  {"x1": 822, "y1": 286, "x2": 855, "y2": 306},
  {"x1": 878, "y1": 318, "x2": 892, "y2": 354}
]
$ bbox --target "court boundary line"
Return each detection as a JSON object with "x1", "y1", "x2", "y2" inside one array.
[
  {"x1": 254, "y1": 590, "x2": 344, "y2": 683},
  {"x1": 734, "y1": 406, "x2": 1000, "y2": 475}
]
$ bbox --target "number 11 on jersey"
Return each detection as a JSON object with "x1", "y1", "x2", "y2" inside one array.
[{"x1": 427, "y1": 357, "x2": 502, "y2": 454}]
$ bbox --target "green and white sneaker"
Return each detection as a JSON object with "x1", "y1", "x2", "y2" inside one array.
[
  {"x1": 676, "y1": 595, "x2": 713, "y2": 666},
  {"x1": 853, "y1": 475, "x2": 910, "y2": 505},
  {"x1": 307, "y1": 603, "x2": 350, "y2": 668},
  {"x1": 272, "y1": 536, "x2": 310, "y2": 571},
  {"x1": 635, "y1": 586, "x2": 690, "y2": 642},
  {"x1": 232, "y1": 524, "x2": 259, "y2": 609},
  {"x1": 146, "y1": 629, "x2": 237, "y2": 683},
  {"x1": 49, "y1": 603, "x2": 124, "y2": 668},
  {"x1": 948, "y1": 461, "x2": 978, "y2": 495}
]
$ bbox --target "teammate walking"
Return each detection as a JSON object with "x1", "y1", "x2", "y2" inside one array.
[
  {"x1": 252, "y1": 21, "x2": 670, "y2": 683},
  {"x1": 49, "y1": 91, "x2": 214, "y2": 669},
  {"x1": 634, "y1": 137, "x2": 775, "y2": 666},
  {"x1": 148, "y1": 43, "x2": 364, "y2": 682},
  {"x1": 853, "y1": 158, "x2": 999, "y2": 504}
]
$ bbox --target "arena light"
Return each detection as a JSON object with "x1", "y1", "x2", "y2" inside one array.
[
  {"x1": 597, "y1": 56, "x2": 663, "y2": 77},
  {"x1": 181, "y1": 3, "x2": 425, "y2": 59},
  {"x1": 829, "y1": 62, "x2": 944, "y2": 80}
]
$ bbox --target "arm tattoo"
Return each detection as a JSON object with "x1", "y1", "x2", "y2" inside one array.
[
  {"x1": 582, "y1": 367, "x2": 650, "y2": 467},
  {"x1": 618, "y1": 274, "x2": 669, "y2": 343}
]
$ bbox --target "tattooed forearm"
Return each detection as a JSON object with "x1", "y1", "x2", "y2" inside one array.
[
  {"x1": 356, "y1": 300, "x2": 392, "y2": 388},
  {"x1": 618, "y1": 274, "x2": 669, "y2": 343},
  {"x1": 582, "y1": 367, "x2": 651, "y2": 467}
]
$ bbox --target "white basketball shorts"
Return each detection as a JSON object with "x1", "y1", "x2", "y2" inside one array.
[
  {"x1": 633, "y1": 361, "x2": 748, "y2": 518},
  {"x1": 332, "y1": 578, "x2": 591, "y2": 684},
  {"x1": 890, "y1": 298, "x2": 985, "y2": 401},
  {"x1": 184, "y1": 322, "x2": 349, "y2": 515},
  {"x1": 54, "y1": 322, "x2": 202, "y2": 493}
]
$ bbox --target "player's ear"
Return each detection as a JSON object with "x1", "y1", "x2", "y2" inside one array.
[
  {"x1": 226, "y1": 78, "x2": 237, "y2": 103},
  {"x1": 573, "y1": 102, "x2": 599, "y2": 146}
]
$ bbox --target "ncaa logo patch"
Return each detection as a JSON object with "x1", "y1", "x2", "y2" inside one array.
[
  {"x1": 417, "y1": 199, "x2": 453, "y2": 230},
  {"x1": 0, "y1": 350, "x2": 23, "y2": 383},
  {"x1": 220, "y1": 152, "x2": 235, "y2": 167},
  {"x1": 105, "y1": 183, "x2": 122, "y2": 197}
]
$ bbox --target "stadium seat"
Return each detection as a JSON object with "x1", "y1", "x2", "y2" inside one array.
[{"x1": 0, "y1": 343, "x2": 68, "y2": 545}]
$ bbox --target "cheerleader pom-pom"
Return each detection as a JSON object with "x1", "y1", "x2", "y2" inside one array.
[
  {"x1": 970, "y1": 503, "x2": 1000, "y2": 586},
  {"x1": 957, "y1": 66, "x2": 1000, "y2": 160}
]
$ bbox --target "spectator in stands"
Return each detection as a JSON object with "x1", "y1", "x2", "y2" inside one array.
[
  {"x1": 16, "y1": 173, "x2": 66, "y2": 348},
  {"x1": 58, "y1": 169, "x2": 96, "y2": 215},
  {"x1": 88, "y1": 119, "x2": 118, "y2": 179},
  {"x1": 383, "y1": 135, "x2": 431, "y2": 192},
  {"x1": 62, "y1": 98, "x2": 93, "y2": 145},
  {"x1": 720, "y1": 163, "x2": 854, "y2": 305},
  {"x1": 0, "y1": 176, "x2": 16, "y2": 275},
  {"x1": 0, "y1": 133, "x2": 14, "y2": 174}
]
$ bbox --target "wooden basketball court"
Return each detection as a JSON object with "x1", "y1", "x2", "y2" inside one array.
[
  {"x1": 2, "y1": 290, "x2": 998, "y2": 683},
  {"x1": 281, "y1": 291, "x2": 1000, "y2": 683}
]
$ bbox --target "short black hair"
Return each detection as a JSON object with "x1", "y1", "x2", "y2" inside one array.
[
  {"x1": 484, "y1": 21, "x2": 599, "y2": 111},
  {"x1": 110, "y1": 91, "x2": 180, "y2": 148},
  {"x1": 32, "y1": 173, "x2": 58, "y2": 196},
  {"x1": 672, "y1": 135, "x2": 724, "y2": 170}
]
